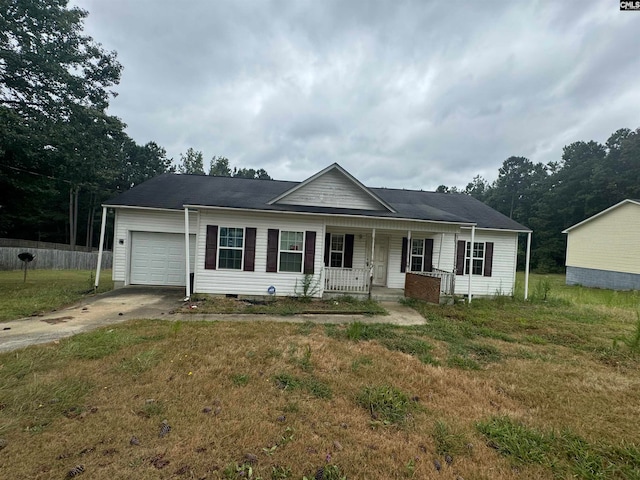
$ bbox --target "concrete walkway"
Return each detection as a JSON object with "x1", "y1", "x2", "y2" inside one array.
[{"x1": 0, "y1": 288, "x2": 425, "y2": 353}]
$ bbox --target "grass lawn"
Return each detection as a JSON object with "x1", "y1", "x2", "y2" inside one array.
[
  {"x1": 0, "y1": 270, "x2": 114, "y2": 321},
  {"x1": 0, "y1": 274, "x2": 639, "y2": 479}
]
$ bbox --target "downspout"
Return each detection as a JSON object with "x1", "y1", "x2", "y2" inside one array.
[
  {"x1": 94, "y1": 206, "x2": 107, "y2": 292},
  {"x1": 467, "y1": 225, "x2": 475, "y2": 303},
  {"x1": 368, "y1": 228, "x2": 376, "y2": 299},
  {"x1": 524, "y1": 231, "x2": 532, "y2": 300},
  {"x1": 184, "y1": 207, "x2": 191, "y2": 300}
]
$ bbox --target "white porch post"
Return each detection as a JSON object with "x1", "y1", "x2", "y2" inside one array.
[
  {"x1": 467, "y1": 225, "x2": 475, "y2": 303},
  {"x1": 437, "y1": 233, "x2": 444, "y2": 270},
  {"x1": 406, "y1": 230, "x2": 412, "y2": 272},
  {"x1": 524, "y1": 231, "x2": 532, "y2": 300},
  {"x1": 184, "y1": 207, "x2": 191, "y2": 299},
  {"x1": 94, "y1": 206, "x2": 107, "y2": 291},
  {"x1": 369, "y1": 228, "x2": 376, "y2": 297}
]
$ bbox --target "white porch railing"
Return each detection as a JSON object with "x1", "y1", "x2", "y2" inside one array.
[
  {"x1": 420, "y1": 268, "x2": 455, "y2": 295},
  {"x1": 325, "y1": 267, "x2": 370, "y2": 293}
]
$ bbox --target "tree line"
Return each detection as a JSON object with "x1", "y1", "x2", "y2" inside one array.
[
  {"x1": 0, "y1": 0, "x2": 269, "y2": 249},
  {"x1": 437, "y1": 128, "x2": 640, "y2": 271}
]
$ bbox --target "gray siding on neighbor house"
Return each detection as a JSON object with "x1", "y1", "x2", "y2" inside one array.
[{"x1": 566, "y1": 266, "x2": 640, "y2": 291}]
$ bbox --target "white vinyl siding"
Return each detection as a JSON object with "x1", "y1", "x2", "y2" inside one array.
[
  {"x1": 454, "y1": 230, "x2": 518, "y2": 296},
  {"x1": 276, "y1": 169, "x2": 384, "y2": 210},
  {"x1": 195, "y1": 211, "x2": 324, "y2": 297},
  {"x1": 111, "y1": 208, "x2": 520, "y2": 297},
  {"x1": 112, "y1": 209, "x2": 197, "y2": 285},
  {"x1": 566, "y1": 202, "x2": 640, "y2": 275}
]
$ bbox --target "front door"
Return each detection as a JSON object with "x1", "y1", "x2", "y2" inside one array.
[{"x1": 373, "y1": 237, "x2": 388, "y2": 286}]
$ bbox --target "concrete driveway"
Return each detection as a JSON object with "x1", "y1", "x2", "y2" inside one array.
[
  {"x1": 0, "y1": 288, "x2": 426, "y2": 353},
  {"x1": 0, "y1": 287, "x2": 184, "y2": 353}
]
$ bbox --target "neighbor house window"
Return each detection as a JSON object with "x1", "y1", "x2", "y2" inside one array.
[
  {"x1": 218, "y1": 227, "x2": 244, "y2": 269},
  {"x1": 279, "y1": 231, "x2": 303, "y2": 272},
  {"x1": 330, "y1": 234, "x2": 345, "y2": 267},
  {"x1": 411, "y1": 239, "x2": 425, "y2": 272},
  {"x1": 465, "y1": 242, "x2": 484, "y2": 275}
]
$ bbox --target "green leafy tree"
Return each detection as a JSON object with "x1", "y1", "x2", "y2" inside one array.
[
  {"x1": 464, "y1": 175, "x2": 489, "y2": 200},
  {"x1": 0, "y1": 1, "x2": 172, "y2": 247},
  {"x1": 118, "y1": 140, "x2": 174, "y2": 190},
  {"x1": 178, "y1": 148, "x2": 205, "y2": 175},
  {"x1": 435, "y1": 185, "x2": 459, "y2": 193},
  {"x1": 209, "y1": 156, "x2": 232, "y2": 176},
  {"x1": 0, "y1": 0, "x2": 122, "y2": 115},
  {"x1": 232, "y1": 167, "x2": 271, "y2": 180}
]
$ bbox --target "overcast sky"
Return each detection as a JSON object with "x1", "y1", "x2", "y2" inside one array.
[{"x1": 73, "y1": 0, "x2": 639, "y2": 190}]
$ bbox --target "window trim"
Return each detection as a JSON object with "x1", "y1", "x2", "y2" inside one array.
[
  {"x1": 464, "y1": 241, "x2": 485, "y2": 276},
  {"x1": 278, "y1": 230, "x2": 304, "y2": 273},
  {"x1": 218, "y1": 226, "x2": 245, "y2": 270},
  {"x1": 410, "y1": 238, "x2": 425, "y2": 272},
  {"x1": 329, "y1": 233, "x2": 345, "y2": 268}
]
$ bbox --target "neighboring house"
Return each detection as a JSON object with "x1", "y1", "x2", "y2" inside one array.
[
  {"x1": 563, "y1": 199, "x2": 640, "y2": 290},
  {"x1": 95, "y1": 163, "x2": 531, "y2": 300}
]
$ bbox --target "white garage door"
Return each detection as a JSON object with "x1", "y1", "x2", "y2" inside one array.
[{"x1": 130, "y1": 232, "x2": 196, "y2": 286}]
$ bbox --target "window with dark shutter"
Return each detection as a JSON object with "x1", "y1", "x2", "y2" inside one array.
[
  {"x1": 266, "y1": 229, "x2": 279, "y2": 272},
  {"x1": 324, "y1": 233, "x2": 331, "y2": 267},
  {"x1": 304, "y1": 231, "x2": 316, "y2": 274},
  {"x1": 243, "y1": 227, "x2": 256, "y2": 272},
  {"x1": 424, "y1": 238, "x2": 434, "y2": 272},
  {"x1": 455, "y1": 240, "x2": 465, "y2": 275},
  {"x1": 344, "y1": 234, "x2": 354, "y2": 268},
  {"x1": 205, "y1": 225, "x2": 218, "y2": 270},
  {"x1": 483, "y1": 242, "x2": 494, "y2": 277},
  {"x1": 401, "y1": 237, "x2": 408, "y2": 272}
]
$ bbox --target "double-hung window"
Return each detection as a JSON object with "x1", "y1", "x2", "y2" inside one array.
[
  {"x1": 279, "y1": 231, "x2": 303, "y2": 272},
  {"x1": 218, "y1": 227, "x2": 244, "y2": 269},
  {"x1": 465, "y1": 242, "x2": 484, "y2": 275},
  {"x1": 411, "y1": 239, "x2": 425, "y2": 272},
  {"x1": 330, "y1": 234, "x2": 345, "y2": 267}
]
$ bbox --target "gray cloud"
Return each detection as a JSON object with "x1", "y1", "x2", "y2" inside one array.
[{"x1": 74, "y1": 0, "x2": 640, "y2": 190}]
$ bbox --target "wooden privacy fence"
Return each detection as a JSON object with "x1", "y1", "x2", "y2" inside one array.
[{"x1": 0, "y1": 247, "x2": 112, "y2": 271}]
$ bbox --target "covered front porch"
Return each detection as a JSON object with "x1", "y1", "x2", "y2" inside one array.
[{"x1": 321, "y1": 222, "x2": 460, "y2": 300}]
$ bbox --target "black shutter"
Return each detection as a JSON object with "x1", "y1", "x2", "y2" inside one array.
[
  {"x1": 324, "y1": 233, "x2": 331, "y2": 267},
  {"x1": 455, "y1": 240, "x2": 466, "y2": 275},
  {"x1": 401, "y1": 237, "x2": 408, "y2": 272},
  {"x1": 243, "y1": 227, "x2": 256, "y2": 272},
  {"x1": 304, "y1": 231, "x2": 316, "y2": 274},
  {"x1": 424, "y1": 238, "x2": 434, "y2": 272},
  {"x1": 344, "y1": 234, "x2": 354, "y2": 268},
  {"x1": 205, "y1": 225, "x2": 218, "y2": 270},
  {"x1": 483, "y1": 242, "x2": 494, "y2": 277},
  {"x1": 266, "y1": 229, "x2": 279, "y2": 272}
]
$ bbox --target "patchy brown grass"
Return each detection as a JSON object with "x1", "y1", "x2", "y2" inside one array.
[{"x1": 1, "y1": 275, "x2": 639, "y2": 479}]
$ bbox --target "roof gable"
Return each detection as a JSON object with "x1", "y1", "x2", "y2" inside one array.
[
  {"x1": 562, "y1": 199, "x2": 640, "y2": 233},
  {"x1": 269, "y1": 163, "x2": 395, "y2": 212}
]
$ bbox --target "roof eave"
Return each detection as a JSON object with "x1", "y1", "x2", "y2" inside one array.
[
  {"x1": 562, "y1": 199, "x2": 640, "y2": 233},
  {"x1": 184, "y1": 203, "x2": 475, "y2": 227}
]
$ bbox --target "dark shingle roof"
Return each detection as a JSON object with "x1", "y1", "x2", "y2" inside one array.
[{"x1": 105, "y1": 173, "x2": 530, "y2": 231}]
